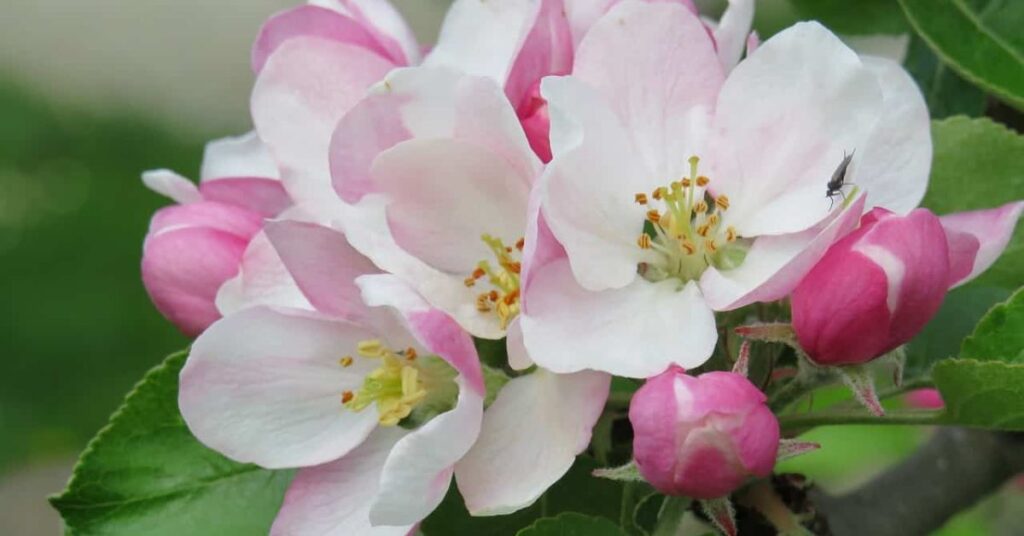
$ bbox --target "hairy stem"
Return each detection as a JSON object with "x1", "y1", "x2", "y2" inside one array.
[
  {"x1": 814, "y1": 428, "x2": 1024, "y2": 536},
  {"x1": 779, "y1": 409, "x2": 943, "y2": 432}
]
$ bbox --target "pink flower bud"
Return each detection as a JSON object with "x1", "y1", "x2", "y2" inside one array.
[
  {"x1": 792, "y1": 208, "x2": 950, "y2": 366},
  {"x1": 141, "y1": 201, "x2": 263, "y2": 336},
  {"x1": 629, "y1": 367, "x2": 779, "y2": 499},
  {"x1": 905, "y1": 388, "x2": 944, "y2": 410}
]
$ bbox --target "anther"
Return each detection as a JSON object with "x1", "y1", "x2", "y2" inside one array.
[
  {"x1": 404, "y1": 347, "x2": 418, "y2": 361},
  {"x1": 681, "y1": 178, "x2": 692, "y2": 188},
  {"x1": 507, "y1": 261, "x2": 521, "y2": 274},
  {"x1": 357, "y1": 340, "x2": 384, "y2": 358},
  {"x1": 637, "y1": 234, "x2": 652, "y2": 249},
  {"x1": 646, "y1": 210, "x2": 661, "y2": 224},
  {"x1": 696, "y1": 176, "x2": 710, "y2": 187},
  {"x1": 515, "y1": 238, "x2": 525, "y2": 250},
  {"x1": 488, "y1": 290, "x2": 499, "y2": 302},
  {"x1": 726, "y1": 226, "x2": 738, "y2": 242},
  {"x1": 697, "y1": 223, "x2": 711, "y2": 237},
  {"x1": 476, "y1": 294, "x2": 492, "y2": 312},
  {"x1": 652, "y1": 188, "x2": 665, "y2": 201},
  {"x1": 635, "y1": 193, "x2": 648, "y2": 205},
  {"x1": 694, "y1": 201, "x2": 709, "y2": 214},
  {"x1": 341, "y1": 390, "x2": 354, "y2": 404},
  {"x1": 339, "y1": 356, "x2": 354, "y2": 367},
  {"x1": 715, "y1": 195, "x2": 730, "y2": 211},
  {"x1": 705, "y1": 239, "x2": 718, "y2": 253},
  {"x1": 681, "y1": 239, "x2": 696, "y2": 255}
]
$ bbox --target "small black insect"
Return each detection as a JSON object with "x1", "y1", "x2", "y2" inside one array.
[{"x1": 826, "y1": 150, "x2": 855, "y2": 210}]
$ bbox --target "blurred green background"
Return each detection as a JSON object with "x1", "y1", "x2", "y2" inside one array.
[{"x1": 0, "y1": 0, "x2": 1018, "y2": 534}]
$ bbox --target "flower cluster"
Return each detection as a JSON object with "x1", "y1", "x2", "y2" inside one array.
[{"x1": 139, "y1": 0, "x2": 1022, "y2": 533}]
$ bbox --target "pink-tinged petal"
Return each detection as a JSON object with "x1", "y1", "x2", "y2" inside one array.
[
  {"x1": 179, "y1": 307, "x2": 380, "y2": 469},
  {"x1": 342, "y1": 196, "x2": 504, "y2": 339},
  {"x1": 252, "y1": 37, "x2": 394, "y2": 221},
  {"x1": 564, "y1": 0, "x2": 697, "y2": 47},
  {"x1": 573, "y1": 1, "x2": 723, "y2": 181},
  {"x1": 199, "y1": 178, "x2": 291, "y2": 218},
  {"x1": 200, "y1": 131, "x2": 280, "y2": 183},
  {"x1": 369, "y1": 375, "x2": 484, "y2": 525},
  {"x1": 271, "y1": 427, "x2": 412, "y2": 536},
  {"x1": 216, "y1": 231, "x2": 314, "y2": 315},
  {"x1": 424, "y1": 0, "x2": 541, "y2": 85},
  {"x1": 709, "y1": 22, "x2": 882, "y2": 236},
  {"x1": 357, "y1": 274, "x2": 486, "y2": 395},
  {"x1": 264, "y1": 220, "x2": 380, "y2": 320},
  {"x1": 521, "y1": 259, "x2": 717, "y2": 378},
  {"x1": 142, "y1": 226, "x2": 248, "y2": 337},
  {"x1": 331, "y1": 68, "x2": 539, "y2": 204},
  {"x1": 147, "y1": 201, "x2": 263, "y2": 239},
  {"x1": 252, "y1": 6, "x2": 398, "y2": 74},
  {"x1": 142, "y1": 169, "x2": 201, "y2": 205},
  {"x1": 941, "y1": 201, "x2": 1024, "y2": 288},
  {"x1": 539, "y1": 75, "x2": 649, "y2": 291},
  {"x1": 855, "y1": 209, "x2": 950, "y2": 345},
  {"x1": 746, "y1": 30, "x2": 760, "y2": 55},
  {"x1": 699, "y1": 194, "x2": 866, "y2": 311},
  {"x1": 714, "y1": 0, "x2": 755, "y2": 72},
  {"x1": 335, "y1": 0, "x2": 422, "y2": 65},
  {"x1": 375, "y1": 138, "x2": 530, "y2": 273},
  {"x1": 852, "y1": 57, "x2": 931, "y2": 214},
  {"x1": 455, "y1": 369, "x2": 610, "y2": 515},
  {"x1": 504, "y1": 0, "x2": 574, "y2": 113}
]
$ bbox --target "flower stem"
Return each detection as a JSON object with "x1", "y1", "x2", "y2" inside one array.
[{"x1": 779, "y1": 409, "x2": 944, "y2": 433}]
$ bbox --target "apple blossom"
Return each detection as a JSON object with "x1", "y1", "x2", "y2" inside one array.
[
  {"x1": 180, "y1": 264, "x2": 486, "y2": 533},
  {"x1": 793, "y1": 202, "x2": 1024, "y2": 366},
  {"x1": 906, "y1": 388, "x2": 945, "y2": 410},
  {"x1": 141, "y1": 132, "x2": 288, "y2": 335},
  {"x1": 520, "y1": 1, "x2": 931, "y2": 378},
  {"x1": 630, "y1": 366, "x2": 780, "y2": 499}
]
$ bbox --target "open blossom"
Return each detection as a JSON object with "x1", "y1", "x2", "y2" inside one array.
[
  {"x1": 179, "y1": 222, "x2": 486, "y2": 533},
  {"x1": 520, "y1": 1, "x2": 932, "y2": 378},
  {"x1": 793, "y1": 202, "x2": 1024, "y2": 366},
  {"x1": 630, "y1": 367, "x2": 779, "y2": 499},
  {"x1": 141, "y1": 132, "x2": 289, "y2": 335}
]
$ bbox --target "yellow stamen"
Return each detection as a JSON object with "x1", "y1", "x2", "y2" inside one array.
[
  {"x1": 638, "y1": 234, "x2": 652, "y2": 249},
  {"x1": 696, "y1": 175, "x2": 710, "y2": 187},
  {"x1": 635, "y1": 193, "x2": 648, "y2": 205},
  {"x1": 646, "y1": 210, "x2": 661, "y2": 224},
  {"x1": 341, "y1": 390, "x2": 354, "y2": 404},
  {"x1": 705, "y1": 239, "x2": 718, "y2": 253},
  {"x1": 682, "y1": 239, "x2": 697, "y2": 255},
  {"x1": 357, "y1": 339, "x2": 384, "y2": 358},
  {"x1": 726, "y1": 226, "x2": 738, "y2": 242},
  {"x1": 694, "y1": 201, "x2": 709, "y2": 214},
  {"x1": 715, "y1": 195, "x2": 730, "y2": 211},
  {"x1": 339, "y1": 356, "x2": 354, "y2": 368}
]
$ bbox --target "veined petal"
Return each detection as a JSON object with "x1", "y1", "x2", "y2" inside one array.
[
  {"x1": 852, "y1": 56, "x2": 931, "y2": 214},
  {"x1": 264, "y1": 220, "x2": 380, "y2": 321},
  {"x1": 521, "y1": 259, "x2": 717, "y2": 378},
  {"x1": 369, "y1": 375, "x2": 484, "y2": 526},
  {"x1": 252, "y1": 37, "x2": 394, "y2": 221},
  {"x1": 572, "y1": 0, "x2": 723, "y2": 181},
  {"x1": 540, "y1": 75, "x2": 649, "y2": 291},
  {"x1": 941, "y1": 201, "x2": 1024, "y2": 288},
  {"x1": 709, "y1": 21, "x2": 883, "y2": 236},
  {"x1": 699, "y1": 194, "x2": 866, "y2": 310},
  {"x1": 331, "y1": 68, "x2": 539, "y2": 204},
  {"x1": 271, "y1": 427, "x2": 412, "y2": 536},
  {"x1": 200, "y1": 131, "x2": 280, "y2": 183},
  {"x1": 179, "y1": 307, "x2": 380, "y2": 469},
  {"x1": 455, "y1": 369, "x2": 610, "y2": 516}
]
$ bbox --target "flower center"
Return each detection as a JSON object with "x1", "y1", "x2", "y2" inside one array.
[
  {"x1": 634, "y1": 156, "x2": 748, "y2": 283},
  {"x1": 463, "y1": 234, "x2": 523, "y2": 330},
  {"x1": 340, "y1": 339, "x2": 456, "y2": 426}
]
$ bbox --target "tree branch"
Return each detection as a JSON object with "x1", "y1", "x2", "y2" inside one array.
[{"x1": 813, "y1": 428, "x2": 1024, "y2": 536}]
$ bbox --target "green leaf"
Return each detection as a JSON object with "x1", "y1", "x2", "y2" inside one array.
[
  {"x1": 924, "y1": 116, "x2": 1024, "y2": 289},
  {"x1": 790, "y1": 0, "x2": 909, "y2": 35},
  {"x1": 905, "y1": 286, "x2": 1012, "y2": 380},
  {"x1": 517, "y1": 513, "x2": 626, "y2": 536},
  {"x1": 50, "y1": 350, "x2": 293, "y2": 535},
  {"x1": 961, "y1": 287, "x2": 1024, "y2": 362},
  {"x1": 898, "y1": 0, "x2": 1024, "y2": 110},
  {"x1": 933, "y1": 359, "x2": 1024, "y2": 429},
  {"x1": 422, "y1": 457, "x2": 625, "y2": 535},
  {"x1": 903, "y1": 35, "x2": 987, "y2": 118}
]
